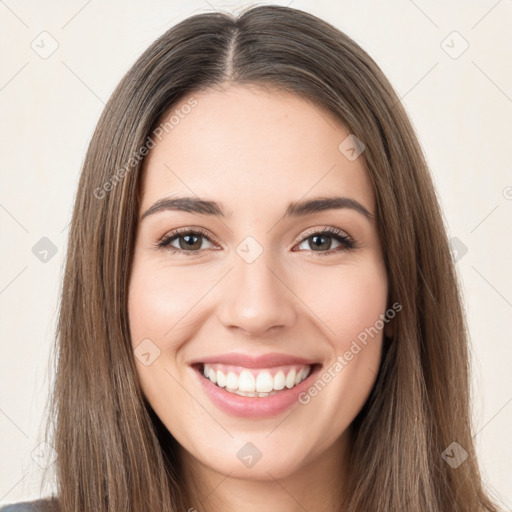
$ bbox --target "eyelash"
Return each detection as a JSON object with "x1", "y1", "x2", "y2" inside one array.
[{"x1": 155, "y1": 226, "x2": 356, "y2": 257}]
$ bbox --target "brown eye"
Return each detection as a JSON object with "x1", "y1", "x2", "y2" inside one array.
[
  {"x1": 175, "y1": 233, "x2": 203, "y2": 251},
  {"x1": 295, "y1": 228, "x2": 355, "y2": 255},
  {"x1": 304, "y1": 234, "x2": 335, "y2": 251},
  {"x1": 157, "y1": 228, "x2": 216, "y2": 255}
]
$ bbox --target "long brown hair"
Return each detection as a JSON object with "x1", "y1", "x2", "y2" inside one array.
[{"x1": 41, "y1": 5, "x2": 501, "y2": 511}]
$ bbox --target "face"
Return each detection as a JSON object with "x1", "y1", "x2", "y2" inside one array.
[{"x1": 128, "y1": 84, "x2": 388, "y2": 484}]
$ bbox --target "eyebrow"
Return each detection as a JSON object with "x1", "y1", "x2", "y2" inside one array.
[{"x1": 140, "y1": 195, "x2": 374, "y2": 222}]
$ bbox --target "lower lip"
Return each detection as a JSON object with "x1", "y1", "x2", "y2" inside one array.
[{"x1": 194, "y1": 364, "x2": 321, "y2": 418}]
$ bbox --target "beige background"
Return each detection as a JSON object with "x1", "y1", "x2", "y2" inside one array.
[{"x1": 0, "y1": 0, "x2": 511, "y2": 507}]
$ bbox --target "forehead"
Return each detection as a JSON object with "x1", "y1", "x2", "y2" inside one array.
[{"x1": 139, "y1": 84, "x2": 375, "y2": 216}]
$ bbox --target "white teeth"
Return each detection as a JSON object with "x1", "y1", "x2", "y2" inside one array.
[
  {"x1": 225, "y1": 387, "x2": 277, "y2": 398},
  {"x1": 201, "y1": 364, "x2": 312, "y2": 395},
  {"x1": 256, "y1": 372, "x2": 274, "y2": 393},
  {"x1": 238, "y1": 370, "x2": 256, "y2": 392},
  {"x1": 273, "y1": 371, "x2": 286, "y2": 390},
  {"x1": 285, "y1": 369, "x2": 296, "y2": 389},
  {"x1": 226, "y1": 371, "x2": 238, "y2": 390},
  {"x1": 216, "y1": 370, "x2": 226, "y2": 388},
  {"x1": 297, "y1": 366, "x2": 311, "y2": 384}
]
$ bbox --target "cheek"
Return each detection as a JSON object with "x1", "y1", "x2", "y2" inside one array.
[
  {"x1": 297, "y1": 260, "x2": 388, "y2": 349},
  {"x1": 127, "y1": 260, "x2": 203, "y2": 424},
  {"x1": 295, "y1": 259, "x2": 387, "y2": 396},
  {"x1": 128, "y1": 260, "x2": 207, "y2": 350},
  {"x1": 129, "y1": 254, "x2": 388, "y2": 356},
  {"x1": 294, "y1": 260, "x2": 388, "y2": 425}
]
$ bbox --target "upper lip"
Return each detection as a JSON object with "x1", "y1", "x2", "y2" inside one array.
[{"x1": 190, "y1": 352, "x2": 319, "y2": 369}]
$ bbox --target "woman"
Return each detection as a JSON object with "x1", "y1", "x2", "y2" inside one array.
[{"x1": 2, "y1": 4, "x2": 501, "y2": 511}]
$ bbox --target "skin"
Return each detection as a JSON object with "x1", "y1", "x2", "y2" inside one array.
[{"x1": 128, "y1": 84, "x2": 389, "y2": 512}]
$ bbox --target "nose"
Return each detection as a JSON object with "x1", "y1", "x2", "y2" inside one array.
[{"x1": 216, "y1": 251, "x2": 297, "y2": 338}]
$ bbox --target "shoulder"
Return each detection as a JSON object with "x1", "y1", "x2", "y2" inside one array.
[{"x1": 0, "y1": 498, "x2": 59, "y2": 512}]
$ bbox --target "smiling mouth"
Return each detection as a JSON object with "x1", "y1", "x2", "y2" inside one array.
[{"x1": 193, "y1": 362, "x2": 319, "y2": 398}]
